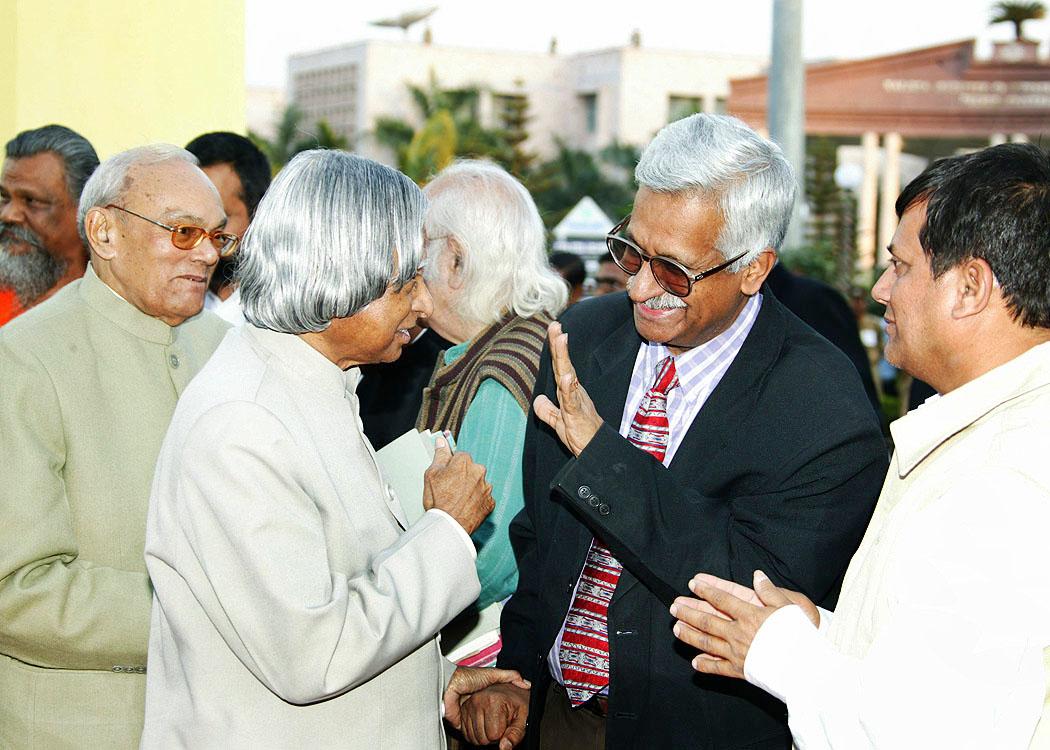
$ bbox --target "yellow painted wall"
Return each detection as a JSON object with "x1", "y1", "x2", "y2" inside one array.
[
  {"x1": 0, "y1": 2, "x2": 16, "y2": 141},
  {"x1": 2, "y1": 0, "x2": 245, "y2": 158}
]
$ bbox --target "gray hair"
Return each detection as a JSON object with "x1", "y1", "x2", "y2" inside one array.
[
  {"x1": 238, "y1": 149, "x2": 426, "y2": 334},
  {"x1": 5, "y1": 124, "x2": 99, "y2": 204},
  {"x1": 635, "y1": 113, "x2": 796, "y2": 271},
  {"x1": 77, "y1": 144, "x2": 201, "y2": 247},
  {"x1": 423, "y1": 160, "x2": 567, "y2": 327}
]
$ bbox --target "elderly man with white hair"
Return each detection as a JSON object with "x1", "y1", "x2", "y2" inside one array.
[
  {"x1": 141, "y1": 150, "x2": 527, "y2": 748},
  {"x1": 416, "y1": 160, "x2": 568, "y2": 665},
  {"x1": 0, "y1": 144, "x2": 229, "y2": 747},
  {"x1": 453, "y1": 114, "x2": 887, "y2": 750}
]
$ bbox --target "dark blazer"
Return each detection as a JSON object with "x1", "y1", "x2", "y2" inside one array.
[
  {"x1": 498, "y1": 289, "x2": 887, "y2": 750},
  {"x1": 766, "y1": 263, "x2": 881, "y2": 419}
]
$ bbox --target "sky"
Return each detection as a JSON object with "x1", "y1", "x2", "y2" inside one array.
[{"x1": 246, "y1": 0, "x2": 1050, "y2": 88}]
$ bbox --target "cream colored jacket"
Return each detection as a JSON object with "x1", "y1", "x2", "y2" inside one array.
[
  {"x1": 0, "y1": 266, "x2": 227, "y2": 748},
  {"x1": 746, "y1": 341, "x2": 1050, "y2": 748},
  {"x1": 141, "y1": 325, "x2": 480, "y2": 749}
]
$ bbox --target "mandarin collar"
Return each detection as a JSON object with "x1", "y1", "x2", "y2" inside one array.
[
  {"x1": 79, "y1": 264, "x2": 177, "y2": 345},
  {"x1": 242, "y1": 325, "x2": 361, "y2": 399},
  {"x1": 890, "y1": 341, "x2": 1050, "y2": 477}
]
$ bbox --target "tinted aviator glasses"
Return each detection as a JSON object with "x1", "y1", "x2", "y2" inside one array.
[
  {"x1": 105, "y1": 204, "x2": 240, "y2": 258},
  {"x1": 606, "y1": 214, "x2": 748, "y2": 298}
]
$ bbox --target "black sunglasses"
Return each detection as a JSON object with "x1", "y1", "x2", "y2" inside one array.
[{"x1": 606, "y1": 214, "x2": 747, "y2": 297}]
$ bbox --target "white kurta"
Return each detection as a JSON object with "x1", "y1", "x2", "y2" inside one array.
[
  {"x1": 142, "y1": 325, "x2": 480, "y2": 748},
  {"x1": 745, "y1": 341, "x2": 1050, "y2": 749}
]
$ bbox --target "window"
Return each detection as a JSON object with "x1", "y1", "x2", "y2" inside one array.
[
  {"x1": 713, "y1": 96, "x2": 728, "y2": 115},
  {"x1": 668, "y1": 95, "x2": 703, "y2": 123},
  {"x1": 579, "y1": 93, "x2": 598, "y2": 134}
]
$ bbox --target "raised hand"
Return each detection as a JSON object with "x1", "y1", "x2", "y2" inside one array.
[
  {"x1": 423, "y1": 435, "x2": 494, "y2": 534},
  {"x1": 532, "y1": 321, "x2": 603, "y2": 457}
]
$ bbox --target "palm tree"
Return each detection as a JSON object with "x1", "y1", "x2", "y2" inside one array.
[
  {"x1": 528, "y1": 139, "x2": 637, "y2": 229},
  {"x1": 249, "y1": 106, "x2": 348, "y2": 174},
  {"x1": 373, "y1": 72, "x2": 512, "y2": 184},
  {"x1": 990, "y1": 1, "x2": 1046, "y2": 40}
]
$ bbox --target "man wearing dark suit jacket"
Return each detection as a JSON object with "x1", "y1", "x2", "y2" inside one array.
[
  {"x1": 765, "y1": 263, "x2": 882, "y2": 419},
  {"x1": 452, "y1": 114, "x2": 887, "y2": 750}
]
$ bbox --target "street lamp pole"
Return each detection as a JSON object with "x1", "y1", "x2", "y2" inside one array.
[{"x1": 769, "y1": 0, "x2": 806, "y2": 251}]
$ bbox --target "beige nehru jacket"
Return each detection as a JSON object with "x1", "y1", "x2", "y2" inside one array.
[{"x1": 0, "y1": 265, "x2": 227, "y2": 749}]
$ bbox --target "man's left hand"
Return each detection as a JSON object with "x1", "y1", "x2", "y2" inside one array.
[
  {"x1": 670, "y1": 570, "x2": 813, "y2": 679},
  {"x1": 443, "y1": 666, "x2": 530, "y2": 731},
  {"x1": 533, "y1": 321, "x2": 603, "y2": 457}
]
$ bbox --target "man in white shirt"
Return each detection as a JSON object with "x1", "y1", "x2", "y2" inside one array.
[
  {"x1": 186, "y1": 131, "x2": 271, "y2": 324},
  {"x1": 672, "y1": 142, "x2": 1050, "y2": 748}
]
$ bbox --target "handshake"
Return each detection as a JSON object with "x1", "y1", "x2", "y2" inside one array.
[{"x1": 443, "y1": 667, "x2": 532, "y2": 749}]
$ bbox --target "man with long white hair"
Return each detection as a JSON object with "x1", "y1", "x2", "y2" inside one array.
[
  {"x1": 454, "y1": 114, "x2": 887, "y2": 749},
  {"x1": 416, "y1": 160, "x2": 567, "y2": 664}
]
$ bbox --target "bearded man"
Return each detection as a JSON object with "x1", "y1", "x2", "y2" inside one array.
[{"x1": 0, "y1": 124, "x2": 99, "y2": 324}]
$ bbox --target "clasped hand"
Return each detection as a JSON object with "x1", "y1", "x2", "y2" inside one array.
[
  {"x1": 533, "y1": 321, "x2": 603, "y2": 457},
  {"x1": 669, "y1": 571, "x2": 819, "y2": 679},
  {"x1": 443, "y1": 669, "x2": 530, "y2": 750}
]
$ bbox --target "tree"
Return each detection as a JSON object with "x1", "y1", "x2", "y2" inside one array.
[
  {"x1": 497, "y1": 87, "x2": 536, "y2": 177},
  {"x1": 781, "y1": 137, "x2": 856, "y2": 293},
  {"x1": 528, "y1": 139, "x2": 637, "y2": 229},
  {"x1": 990, "y1": 1, "x2": 1046, "y2": 40},
  {"x1": 311, "y1": 120, "x2": 349, "y2": 151},
  {"x1": 249, "y1": 105, "x2": 348, "y2": 174},
  {"x1": 373, "y1": 72, "x2": 513, "y2": 184}
]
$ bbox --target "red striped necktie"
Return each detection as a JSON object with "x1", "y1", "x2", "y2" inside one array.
[{"x1": 558, "y1": 356, "x2": 679, "y2": 706}]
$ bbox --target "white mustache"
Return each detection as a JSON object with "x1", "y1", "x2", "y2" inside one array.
[
  {"x1": 626, "y1": 275, "x2": 688, "y2": 310},
  {"x1": 642, "y1": 294, "x2": 688, "y2": 310}
]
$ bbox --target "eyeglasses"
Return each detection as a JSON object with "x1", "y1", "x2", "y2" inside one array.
[
  {"x1": 105, "y1": 204, "x2": 239, "y2": 258},
  {"x1": 606, "y1": 214, "x2": 748, "y2": 298}
]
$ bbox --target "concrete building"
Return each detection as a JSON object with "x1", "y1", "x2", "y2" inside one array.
[
  {"x1": 246, "y1": 85, "x2": 286, "y2": 141},
  {"x1": 287, "y1": 38, "x2": 766, "y2": 163},
  {"x1": 1, "y1": 0, "x2": 245, "y2": 158},
  {"x1": 729, "y1": 38, "x2": 1050, "y2": 272}
]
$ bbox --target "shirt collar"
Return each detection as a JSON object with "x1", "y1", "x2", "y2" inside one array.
[
  {"x1": 891, "y1": 341, "x2": 1050, "y2": 477},
  {"x1": 242, "y1": 324, "x2": 361, "y2": 399},
  {"x1": 79, "y1": 263, "x2": 177, "y2": 345},
  {"x1": 642, "y1": 292, "x2": 763, "y2": 392}
]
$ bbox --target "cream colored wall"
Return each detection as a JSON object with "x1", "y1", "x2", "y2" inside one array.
[
  {"x1": 288, "y1": 39, "x2": 769, "y2": 167},
  {"x1": 2, "y1": 0, "x2": 245, "y2": 158},
  {"x1": 617, "y1": 48, "x2": 766, "y2": 145}
]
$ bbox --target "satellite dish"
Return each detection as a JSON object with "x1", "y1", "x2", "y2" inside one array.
[{"x1": 370, "y1": 6, "x2": 438, "y2": 34}]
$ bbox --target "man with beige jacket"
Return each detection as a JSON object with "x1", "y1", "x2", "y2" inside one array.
[
  {"x1": 0, "y1": 144, "x2": 230, "y2": 747},
  {"x1": 672, "y1": 144, "x2": 1050, "y2": 747}
]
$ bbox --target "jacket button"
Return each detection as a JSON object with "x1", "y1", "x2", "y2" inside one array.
[
  {"x1": 577, "y1": 486, "x2": 592, "y2": 500},
  {"x1": 598, "y1": 503, "x2": 610, "y2": 516},
  {"x1": 169, "y1": 353, "x2": 180, "y2": 369},
  {"x1": 588, "y1": 496, "x2": 600, "y2": 508}
]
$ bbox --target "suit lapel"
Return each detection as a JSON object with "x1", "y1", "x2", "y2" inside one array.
[
  {"x1": 584, "y1": 312, "x2": 652, "y2": 607},
  {"x1": 553, "y1": 309, "x2": 641, "y2": 576},
  {"x1": 668, "y1": 290, "x2": 786, "y2": 472},
  {"x1": 610, "y1": 291, "x2": 786, "y2": 606},
  {"x1": 587, "y1": 314, "x2": 642, "y2": 424}
]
